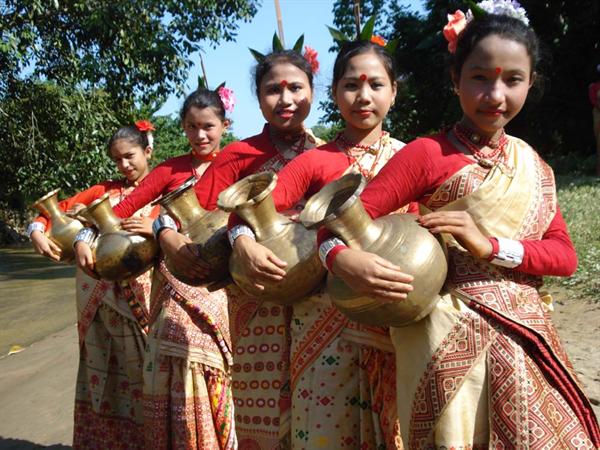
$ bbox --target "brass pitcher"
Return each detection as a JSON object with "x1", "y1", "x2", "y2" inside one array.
[
  {"x1": 31, "y1": 188, "x2": 84, "y2": 263},
  {"x1": 157, "y1": 176, "x2": 231, "y2": 285},
  {"x1": 300, "y1": 173, "x2": 448, "y2": 327},
  {"x1": 83, "y1": 193, "x2": 158, "y2": 281},
  {"x1": 217, "y1": 172, "x2": 325, "y2": 304}
]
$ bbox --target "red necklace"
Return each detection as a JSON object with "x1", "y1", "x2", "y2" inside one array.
[
  {"x1": 452, "y1": 123, "x2": 508, "y2": 168},
  {"x1": 270, "y1": 128, "x2": 307, "y2": 159},
  {"x1": 335, "y1": 131, "x2": 384, "y2": 156},
  {"x1": 191, "y1": 149, "x2": 219, "y2": 162},
  {"x1": 335, "y1": 132, "x2": 386, "y2": 180}
]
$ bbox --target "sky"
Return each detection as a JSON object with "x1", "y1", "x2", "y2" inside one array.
[{"x1": 155, "y1": 0, "x2": 425, "y2": 139}]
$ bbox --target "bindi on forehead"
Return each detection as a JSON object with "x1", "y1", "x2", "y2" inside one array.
[
  {"x1": 359, "y1": 74, "x2": 367, "y2": 81},
  {"x1": 279, "y1": 80, "x2": 288, "y2": 88},
  {"x1": 495, "y1": 67, "x2": 502, "y2": 75}
]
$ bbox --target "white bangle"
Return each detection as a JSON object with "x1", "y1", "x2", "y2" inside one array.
[
  {"x1": 152, "y1": 215, "x2": 177, "y2": 239},
  {"x1": 228, "y1": 224, "x2": 256, "y2": 247},
  {"x1": 73, "y1": 227, "x2": 97, "y2": 248},
  {"x1": 27, "y1": 222, "x2": 46, "y2": 239},
  {"x1": 318, "y1": 237, "x2": 346, "y2": 267},
  {"x1": 491, "y1": 237, "x2": 524, "y2": 268}
]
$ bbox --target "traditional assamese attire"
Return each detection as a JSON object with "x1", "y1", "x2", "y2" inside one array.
[
  {"x1": 230, "y1": 133, "x2": 414, "y2": 449},
  {"x1": 113, "y1": 155, "x2": 236, "y2": 449},
  {"x1": 32, "y1": 181, "x2": 158, "y2": 449},
  {"x1": 323, "y1": 132, "x2": 600, "y2": 449},
  {"x1": 195, "y1": 124, "x2": 323, "y2": 449}
]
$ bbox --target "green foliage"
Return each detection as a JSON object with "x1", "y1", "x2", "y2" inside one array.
[
  {"x1": 1, "y1": 0, "x2": 258, "y2": 106},
  {"x1": 547, "y1": 175, "x2": 600, "y2": 299},
  {"x1": 0, "y1": 80, "x2": 122, "y2": 208},
  {"x1": 311, "y1": 122, "x2": 344, "y2": 143}
]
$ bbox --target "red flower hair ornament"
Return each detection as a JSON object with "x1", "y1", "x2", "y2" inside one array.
[
  {"x1": 303, "y1": 46, "x2": 320, "y2": 74},
  {"x1": 135, "y1": 120, "x2": 155, "y2": 132}
]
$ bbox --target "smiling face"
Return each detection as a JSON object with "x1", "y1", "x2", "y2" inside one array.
[
  {"x1": 110, "y1": 139, "x2": 151, "y2": 183},
  {"x1": 258, "y1": 62, "x2": 313, "y2": 134},
  {"x1": 455, "y1": 34, "x2": 534, "y2": 138},
  {"x1": 333, "y1": 51, "x2": 397, "y2": 136},
  {"x1": 183, "y1": 105, "x2": 229, "y2": 157}
]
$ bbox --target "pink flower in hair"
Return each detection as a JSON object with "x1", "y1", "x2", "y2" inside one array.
[
  {"x1": 443, "y1": 10, "x2": 467, "y2": 54},
  {"x1": 303, "y1": 46, "x2": 320, "y2": 74},
  {"x1": 218, "y1": 86, "x2": 235, "y2": 114}
]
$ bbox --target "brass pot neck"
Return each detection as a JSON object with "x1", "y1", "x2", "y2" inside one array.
[
  {"x1": 218, "y1": 172, "x2": 287, "y2": 241},
  {"x1": 33, "y1": 189, "x2": 69, "y2": 225},
  {"x1": 324, "y1": 196, "x2": 381, "y2": 249},
  {"x1": 159, "y1": 177, "x2": 207, "y2": 232},
  {"x1": 85, "y1": 194, "x2": 121, "y2": 233},
  {"x1": 300, "y1": 173, "x2": 380, "y2": 249}
]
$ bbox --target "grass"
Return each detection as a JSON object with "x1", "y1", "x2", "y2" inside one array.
[{"x1": 545, "y1": 174, "x2": 600, "y2": 300}]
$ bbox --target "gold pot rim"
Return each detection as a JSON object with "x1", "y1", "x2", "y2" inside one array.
[
  {"x1": 155, "y1": 176, "x2": 197, "y2": 207},
  {"x1": 217, "y1": 171, "x2": 277, "y2": 212},
  {"x1": 32, "y1": 188, "x2": 61, "y2": 209},
  {"x1": 84, "y1": 192, "x2": 111, "y2": 213},
  {"x1": 300, "y1": 173, "x2": 366, "y2": 229}
]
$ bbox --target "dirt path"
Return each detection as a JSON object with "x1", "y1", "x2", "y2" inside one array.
[{"x1": 0, "y1": 249, "x2": 598, "y2": 448}]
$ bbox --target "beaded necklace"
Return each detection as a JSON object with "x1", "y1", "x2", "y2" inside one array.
[
  {"x1": 452, "y1": 122, "x2": 508, "y2": 168},
  {"x1": 335, "y1": 131, "x2": 386, "y2": 180},
  {"x1": 269, "y1": 127, "x2": 307, "y2": 162}
]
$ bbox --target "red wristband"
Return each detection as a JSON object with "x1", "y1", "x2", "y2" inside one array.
[
  {"x1": 326, "y1": 245, "x2": 348, "y2": 273},
  {"x1": 487, "y1": 237, "x2": 499, "y2": 261}
]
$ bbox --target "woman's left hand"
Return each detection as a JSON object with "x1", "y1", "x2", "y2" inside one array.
[
  {"x1": 418, "y1": 211, "x2": 492, "y2": 259},
  {"x1": 121, "y1": 216, "x2": 154, "y2": 237}
]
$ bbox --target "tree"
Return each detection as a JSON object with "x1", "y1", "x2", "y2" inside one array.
[
  {"x1": 0, "y1": 80, "x2": 121, "y2": 207},
  {"x1": 1, "y1": 0, "x2": 259, "y2": 107}
]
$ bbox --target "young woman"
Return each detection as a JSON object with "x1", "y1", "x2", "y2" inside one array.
[
  {"x1": 29, "y1": 123, "x2": 157, "y2": 449},
  {"x1": 74, "y1": 88, "x2": 236, "y2": 449},
  {"x1": 319, "y1": 6, "x2": 600, "y2": 449},
  {"x1": 228, "y1": 39, "x2": 416, "y2": 448},
  {"x1": 156, "y1": 48, "x2": 323, "y2": 448}
]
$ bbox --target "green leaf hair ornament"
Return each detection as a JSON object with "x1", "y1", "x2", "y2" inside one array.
[
  {"x1": 327, "y1": 15, "x2": 399, "y2": 55},
  {"x1": 249, "y1": 33, "x2": 306, "y2": 62}
]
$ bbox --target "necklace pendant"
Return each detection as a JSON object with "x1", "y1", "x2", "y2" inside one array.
[{"x1": 478, "y1": 158, "x2": 494, "y2": 168}]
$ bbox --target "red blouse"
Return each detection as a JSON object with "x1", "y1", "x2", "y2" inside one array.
[
  {"x1": 194, "y1": 125, "x2": 286, "y2": 211},
  {"x1": 228, "y1": 142, "x2": 419, "y2": 228},
  {"x1": 112, "y1": 154, "x2": 197, "y2": 219},
  {"x1": 321, "y1": 134, "x2": 577, "y2": 277}
]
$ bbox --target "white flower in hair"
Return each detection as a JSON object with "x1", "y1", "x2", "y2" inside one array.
[
  {"x1": 471, "y1": 0, "x2": 529, "y2": 25},
  {"x1": 147, "y1": 132, "x2": 154, "y2": 149}
]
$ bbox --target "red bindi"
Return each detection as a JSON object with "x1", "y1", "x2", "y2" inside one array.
[
  {"x1": 359, "y1": 74, "x2": 367, "y2": 81},
  {"x1": 279, "y1": 80, "x2": 288, "y2": 87},
  {"x1": 495, "y1": 67, "x2": 502, "y2": 75}
]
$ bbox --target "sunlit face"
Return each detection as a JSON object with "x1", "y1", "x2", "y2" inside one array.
[
  {"x1": 258, "y1": 62, "x2": 313, "y2": 133},
  {"x1": 183, "y1": 106, "x2": 229, "y2": 157},
  {"x1": 455, "y1": 34, "x2": 534, "y2": 137},
  {"x1": 110, "y1": 139, "x2": 151, "y2": 182},
  {"x1": 333, "y1": 51, "x2": 397, "y2": 134}
]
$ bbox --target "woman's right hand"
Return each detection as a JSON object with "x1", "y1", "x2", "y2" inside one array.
[
  {"x1": 74, "y1": 241, "x2": 99, "y2": 278},
  {"x1": 331, "y1": 248, "x2": 414, "y2": 302},
  {"x1": 30, "y1": 230, "x2": 62, "y2": 261},
  {"x1": 158, "y1": 229, "x2": 211, "y2": 280},
  {"x1": 232, "y1": 235, "x2": 287, "y2": 291}
]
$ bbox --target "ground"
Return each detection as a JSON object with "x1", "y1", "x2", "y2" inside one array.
[{"x1": 0, "y1": 247, "x2": 598, "y2": 449}]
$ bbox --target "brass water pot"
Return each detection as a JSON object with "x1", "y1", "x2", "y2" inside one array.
[
  {"x1": 31, "y1": 188, "x2": 84, "y2": 263},
  {"x1": 217, "y1": 172, "x2": 325, "y2": 304},
  {"x1": 300, "y1": 173, "x2": 448, "y2": 327},
  {"x1": 83, "y1": 193, "x2": 158, "y2": 281},
  {"x1": 157, "y1": 176, "x2": 231, "y2": 285}
]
